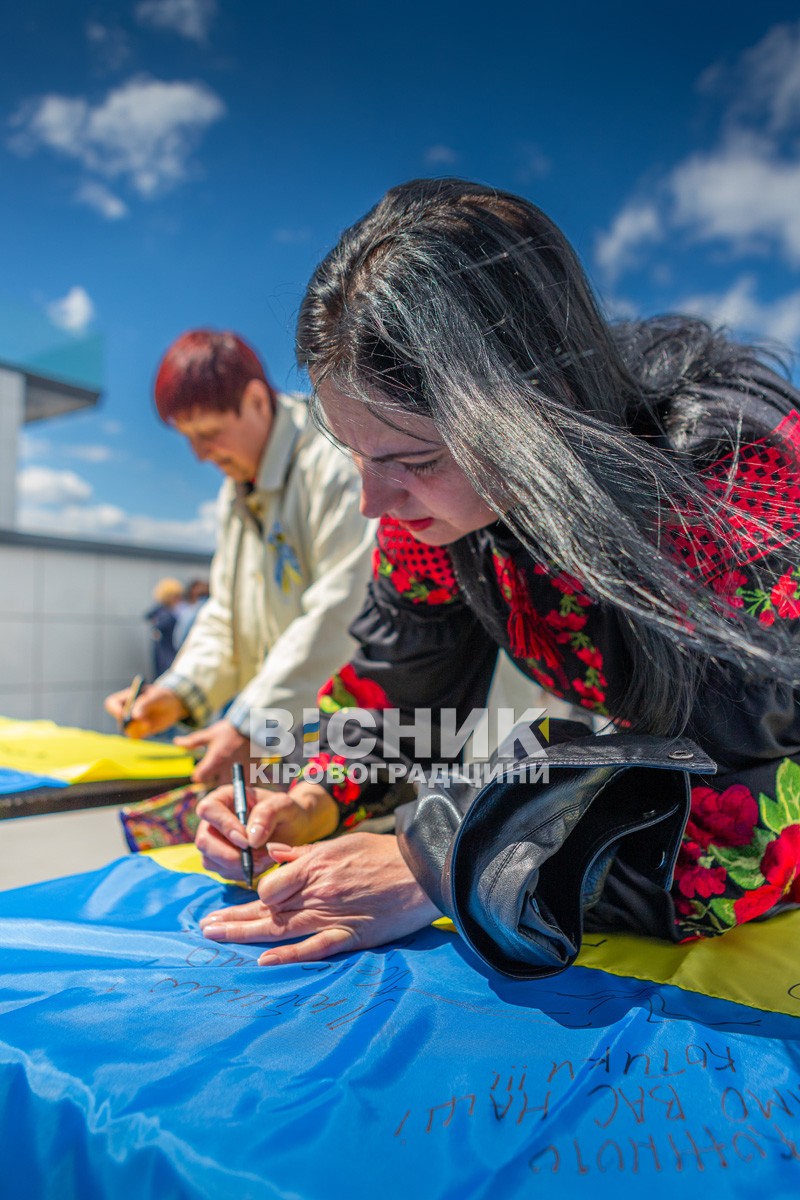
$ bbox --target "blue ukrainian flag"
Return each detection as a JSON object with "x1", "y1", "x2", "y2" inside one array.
[{"x1": 0, "y1": 851, "x2": 799, "y2": 1198}]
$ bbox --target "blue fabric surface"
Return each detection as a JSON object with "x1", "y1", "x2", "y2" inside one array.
[
  {"x1": 0, "y1": 766, "x2": 68, "y2": 794},
  {"x1": 1, "y1": 856, "x2": 800, "y2": 1200}
]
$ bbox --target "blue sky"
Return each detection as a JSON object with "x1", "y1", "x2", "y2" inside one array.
[{"x1": 3, "y1": 0, "x2": 800, "y2": 549}]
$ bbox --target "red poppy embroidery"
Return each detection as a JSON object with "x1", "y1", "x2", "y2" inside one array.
[
  {"x1": 771, "y1": 572, "x2": 800, "y2": 618},
  {"x1": 302, "y1": 751, "x2": 361, "y2": 806},
  {"x1": 725, "y1": 564, "x2": 800, "y2": 625},
  {"x1": 710, "y1": 569, "x2": 747, "y2": 608},
  {"x1": 674, "y1": 840, "x2": 728, "y2": 902},
  {"x1": 373, "y1": 518, "x2": 459, "y2": 606},
  {"x1": 733, "y1": 824, "x2": 800, "y2": 922},
  {"x1": 318, "y1": 663, "x2": 391, "y2": 713},
  {"x1": 686, "y1": 784, "x2": 759, "y2": 850}
]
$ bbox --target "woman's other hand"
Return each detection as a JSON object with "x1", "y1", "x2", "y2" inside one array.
[
  {"x1": 199, "y1": 833, "x2": 441, "y2": 963},
  {"x1": 194, "y1": 781, "x2": 339, "y2": 881}
]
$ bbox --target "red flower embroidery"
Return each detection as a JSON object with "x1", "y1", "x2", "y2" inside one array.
[
  {"x1": 762, "y1": 823, "x2": 800, "y2": 891},
  {"x1": 544, "y1": 610, "x2": 588, "y2": 644},
  {"x1": 759, "y1": 609, "x2": 776, "y2": 626},
  {"x1": 733, "y1": 886, "x2": 781, "y2": 923},
  {"x1": 710, "y1": 569, "x2": 747, "y2": 608},
  {"x1": 571, "y1": 678, "x2": 606, "y2": 705},
  {"x1": 770, "y1": 573, "x2": 800, "y2": 619},
  {"x1": 686, "y1": 784, "x2": 758, "y2": 850},
  {"x1": 318, "y1": 663, "x2": 391, "y2": 710},
  {"x1": 674, "y1": 841, "x2": 727, "y2": 900},
  {"x1": 388, "y1": 564, "x2": 412, "y2": 594},
  {"x1": 575, "y1": 645, "x2": 603, "y2": 671},
  {"x1": 305, "y1": 752, "x2": 361, "y2": 806},
  {"x1": 733, "y1": 824, "x2": 800, "y2": 923}
]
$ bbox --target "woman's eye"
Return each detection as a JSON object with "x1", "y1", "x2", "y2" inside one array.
[{"x1": 402, "y1": 458, "x2": 440, "y2": 477}]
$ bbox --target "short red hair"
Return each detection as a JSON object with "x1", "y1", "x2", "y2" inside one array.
[{"x1": 153, "y1": 330, "x2": 271, "y2": 423}]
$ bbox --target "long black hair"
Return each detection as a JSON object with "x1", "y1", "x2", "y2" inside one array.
[{"x1": 297, "y1": 177, "x2": 800, "y2": 733}]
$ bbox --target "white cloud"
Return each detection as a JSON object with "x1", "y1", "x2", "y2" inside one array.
[
  {"x1": 135, "y1": 0, "x2": 217, "y2": 43},
  {"x1": 17, "y1": 502, "x2": 128, "y2": 537},
  {"x1": 16, "y1": 487, "x2": 218, "y2": 551},
  {"x1": 595, "y1": 203, "x2": 662, "y2": 280},
  {"x1": 18, "y1": 432, "x2": 53, "y2": 461},
  {"x1": 725, "y1": 21, "x2": 800, "y2": 133},
  {"x1": 668, "y1": 133, "x2": 800, "y2": 264},
  {"x1": 17, "y1": 466, "x2": 93, "y2": 506},
  {"x1": 68, "y1": 444, "x2": 115, "y2": 463},
  {"x1": 596, "y1": 22, "x2": 800, "y2": 278},
  {"x1": 85, "y1": 21, "x2": 132, "y2": 72},
  {"x1": 424, "y1": 144, "x2": 458, "y2": 166},
  {"x1": 18, "y1": 434, "x2": 117, "y2": 464},
  {"x1": 76, "y1": 181, "x2": 128, "y2": 220},
  {"x1": 46, "y1": 286, "x2": 96, "y2": 333},
  {"x1": 678, "y1": 274, "x2": 800, "y2": 348},
  {"x1": 9, "y1": 76, "x2": 225, "y2": 200}
]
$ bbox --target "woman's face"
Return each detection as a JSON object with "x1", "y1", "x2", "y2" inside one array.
[{"x1": 316, "y1": 381, "x2": 498, "y2": 545}]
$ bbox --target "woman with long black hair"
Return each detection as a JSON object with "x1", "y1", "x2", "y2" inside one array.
[{"x1": 196, "y1": 178, "x2": 800, "y2": 975}]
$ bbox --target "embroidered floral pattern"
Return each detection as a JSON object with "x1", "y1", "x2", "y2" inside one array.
[
  {"x1": 373, "y1": 517, "x2": 459, "y2": 606},
  {"x1": 300, "y1": 751, "x2": 361, "y2": 807},
  {"x1": 373, "y1": 546, "x2": 458, "y2": 605},
  {"x1": 491, "y1": 551, "x2": 611, "y2": 715},
  {"x1": 306, "y1": 665, "x2": 393, "y2": 817},
  {"x1": 674, "y1": 760, "x2": 800, "y2": 937},
  {"x1": 318, "y1": 663, "x2": 391, "y2": 715},
  {"x1": 722, "y1": 564, "x2": 800, "y2": 627}
]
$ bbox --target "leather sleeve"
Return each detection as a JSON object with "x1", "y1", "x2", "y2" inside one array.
[{"x1": 397, "y1": 727, "x2": 715, "y2": 978}]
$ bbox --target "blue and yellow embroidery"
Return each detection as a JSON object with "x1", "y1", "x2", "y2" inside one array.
[{"x1": 267, "y1": 521, "x2": 302, "y2": 592}]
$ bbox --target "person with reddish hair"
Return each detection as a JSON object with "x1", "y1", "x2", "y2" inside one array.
[{"x1": 105, "y1": 329, "x2": 374, "y2": 801}]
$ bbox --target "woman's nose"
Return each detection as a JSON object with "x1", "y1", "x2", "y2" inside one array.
[{"x1": 359, "y1": 464, "x2": 406, "y2": 519}]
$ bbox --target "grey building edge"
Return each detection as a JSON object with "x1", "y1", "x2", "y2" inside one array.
[{"x1": 0, "y1": 527, "x2": 211, "y2": 566}]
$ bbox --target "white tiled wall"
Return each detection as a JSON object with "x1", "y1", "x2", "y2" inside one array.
[{"x1": 0, "y1": 537, "x2": 210, "y2": 733}]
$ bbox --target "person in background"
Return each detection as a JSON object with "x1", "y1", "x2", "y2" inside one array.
[
  {"x1": 105, "y1": 330, "x2": 375, "y2": 792},
  {"x1": 145, "y1": 578, "x2": 185, "y2": 678},
  {"x1": 173, "y1": 578, "x2": 210, "y2": 650}
]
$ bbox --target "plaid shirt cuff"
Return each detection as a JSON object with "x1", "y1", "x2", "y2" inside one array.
[{"x1": 157, "y1": 672, "x2": 212, "y2": 727}]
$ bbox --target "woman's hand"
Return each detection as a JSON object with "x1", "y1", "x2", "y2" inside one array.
[
  {"x1": 198, "y1": 833, "x2": 440, "y2": 964},
  {"x1": 194, "y1": 781, "x2": 339, "y2": 881}
]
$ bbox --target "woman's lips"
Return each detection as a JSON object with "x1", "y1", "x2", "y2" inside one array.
[{"x1": 397, "y1": 517, "x2": 434, "y2": 531}]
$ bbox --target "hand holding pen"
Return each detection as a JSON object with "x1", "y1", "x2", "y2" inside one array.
[
  {"x1": 232, "y1": 762, "x2": 254, "y2": 889},
  {"x1": 119, "y1": 674, "x2": 144, "y2": 732}
]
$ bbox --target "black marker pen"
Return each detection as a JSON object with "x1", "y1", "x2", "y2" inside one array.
[{"x1": 232, "y1": 762, "x2": 254, "y2": 889}]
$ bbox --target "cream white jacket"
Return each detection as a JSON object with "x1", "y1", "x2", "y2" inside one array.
[{"x1": 159, "y1": 392, "x2": 375, "y2": 738}]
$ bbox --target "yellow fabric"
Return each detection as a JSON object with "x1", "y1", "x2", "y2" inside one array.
[
  {"x1": 147, "y1": 842, "x2": 800, "y2": 1019},
  {"x1": 145, "y1": 843, "x2": 254, "y2": 889},
  {"x1": 575, "y1": 914, "x2": 800, "y2": 1018},
  {"x1": 0, "y1": 718, "x2": 195, "y2": 783}
]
